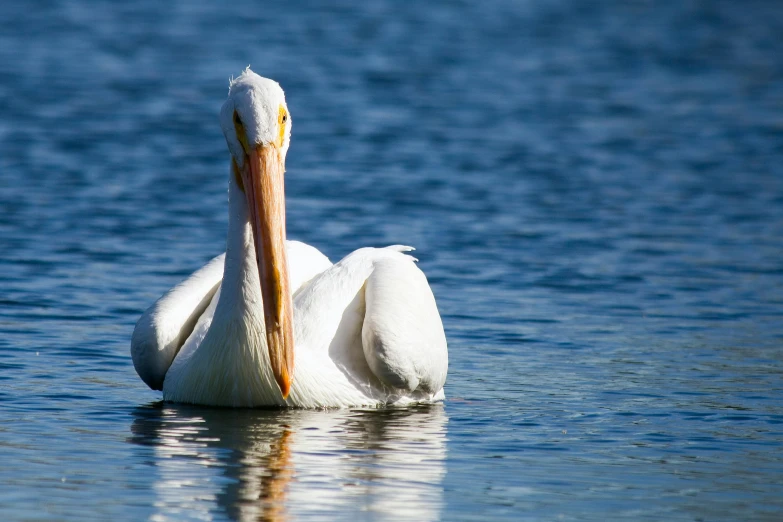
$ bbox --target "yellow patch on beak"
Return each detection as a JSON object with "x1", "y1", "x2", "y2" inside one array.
[{"x1": 277, "y1": 105, "x2": 287, "y2": 148}]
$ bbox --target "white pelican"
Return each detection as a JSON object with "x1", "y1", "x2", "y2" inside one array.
[{"x1": 131, "y1": 69, "x2": 448, "y2": 408}]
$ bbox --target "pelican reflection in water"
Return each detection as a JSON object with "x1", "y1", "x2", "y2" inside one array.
[{"x1": 129, "y1": 403, "x2": 447, "y2": 520}]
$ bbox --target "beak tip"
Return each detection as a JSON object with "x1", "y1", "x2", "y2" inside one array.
[
  {"x1": 266, "y1": 330, "x2": 294, "y2": 401},
  {"x1": 278, "y1": 375, "x2": 291, "y2": 400}
]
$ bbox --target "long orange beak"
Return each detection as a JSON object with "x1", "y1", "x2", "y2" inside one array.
[{"x1": 241, "y1": 144, "x2": 294, "y2": 399}]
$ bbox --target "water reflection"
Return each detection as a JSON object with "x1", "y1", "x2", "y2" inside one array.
[{"x1": 129, "y1": 403, "x2": 447, "y2": 521}]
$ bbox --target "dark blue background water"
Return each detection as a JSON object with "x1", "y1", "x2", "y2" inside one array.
[{"x1": 1, "y1": 0, "x2": 782, "y2": 520}]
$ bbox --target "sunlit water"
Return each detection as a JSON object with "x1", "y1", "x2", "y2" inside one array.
[{"x1": 1, "y1": 0, "x2": 782, "y2": 520}]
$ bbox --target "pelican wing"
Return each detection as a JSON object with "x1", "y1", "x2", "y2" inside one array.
[
  {"x1": 285, "y1": 241, "x2": 333, "y2": 296},
  {"x1": 361, "y1": 248, "x2": 448, "y2": 395},
  {"x1": 291, "y1": 245, "x2": 448, "y2": 406},
  {"x1": 132, "y1": 241, "x2": 332, "y2": 391},
  {"x1": 131, "y1": 254, "x2": 225, "y2": 391}
]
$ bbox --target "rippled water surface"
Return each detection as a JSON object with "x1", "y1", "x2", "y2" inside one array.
[{"x1": 2, "y1": 0, "x2": 783, "y2": 520}]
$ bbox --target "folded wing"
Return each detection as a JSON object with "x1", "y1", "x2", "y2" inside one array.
[{"x1": 361, "y1": 248, "x2": 448, "y2": 395}]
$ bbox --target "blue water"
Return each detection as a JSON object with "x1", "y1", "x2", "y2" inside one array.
[{"x1": 2, "y1": 0, "x2": 783, "y2": 519}]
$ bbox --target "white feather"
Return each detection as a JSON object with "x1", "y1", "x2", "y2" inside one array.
[{"x1": 131, "y1": 69, "x2": 448, "y2": 408}]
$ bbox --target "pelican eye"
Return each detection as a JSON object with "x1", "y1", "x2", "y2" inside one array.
[
  {"x1": 233, "y1": 110, "x2": 251, "y2": 153},
  {"x1": 277, "y1": 105, "x2": 288, "y2": 147}
]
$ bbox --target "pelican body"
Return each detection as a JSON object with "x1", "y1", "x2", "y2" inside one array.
[{"x1": 131, "y1": 69, "x2": 448, "y2": 408}]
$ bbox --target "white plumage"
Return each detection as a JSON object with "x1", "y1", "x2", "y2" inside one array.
[{"x1": 131, "y1": 69, "x2": 448, "y2": 408}]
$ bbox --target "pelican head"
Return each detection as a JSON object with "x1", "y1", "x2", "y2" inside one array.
[
  {"x1": 219, "y1": 69, "x2": 294, "y2": 398},
  {"x1": 220, "y1": 70, "x2": 292, "y2": 167}
]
